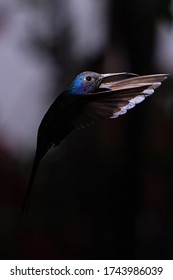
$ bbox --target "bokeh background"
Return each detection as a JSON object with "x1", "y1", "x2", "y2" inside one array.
[{"x1": 0, "y1": 0, "x2": 173, "y2": 259}]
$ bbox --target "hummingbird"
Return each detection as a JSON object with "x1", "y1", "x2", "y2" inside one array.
[{"x1": 22, "y1": 71, "x2": 168, "y2": 216}]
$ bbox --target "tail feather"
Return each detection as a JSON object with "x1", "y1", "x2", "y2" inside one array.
[{"x1": 21, "y1": 154, "x2": 41, "y2": 218}]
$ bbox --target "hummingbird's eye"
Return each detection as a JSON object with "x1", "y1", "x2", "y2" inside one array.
[{"x1": 85, "y1": 76, "x2": 93, "y2": 82}]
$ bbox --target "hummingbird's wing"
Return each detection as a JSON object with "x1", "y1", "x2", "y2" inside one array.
[{"x1": 73, "y1": 74, "x2": 168, "y2": 130}]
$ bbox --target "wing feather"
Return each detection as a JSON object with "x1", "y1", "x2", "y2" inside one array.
[{"x1": 73, "y1": 74, "x2": 168, "y2": 130}]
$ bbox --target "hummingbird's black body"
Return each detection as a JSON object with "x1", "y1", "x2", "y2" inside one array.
[{"x1": 22, "y1": 71, "x2": 168, "y2": 216}]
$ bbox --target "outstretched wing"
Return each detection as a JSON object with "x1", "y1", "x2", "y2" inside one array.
[{"x1": 73, "y1": 74, "x2": 168, "y2": 130}]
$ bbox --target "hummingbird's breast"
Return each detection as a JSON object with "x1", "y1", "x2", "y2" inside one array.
[{"x1": 37, "y1": 92, "x2": 87, "y2": 147}]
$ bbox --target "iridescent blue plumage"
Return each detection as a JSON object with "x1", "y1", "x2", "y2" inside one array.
[
  {"x1": 70, "y1": 71, "x2": 101, "y2": 95},
  {"x1": 22, "y1": 71, "x2": 168, "y2": 216}
]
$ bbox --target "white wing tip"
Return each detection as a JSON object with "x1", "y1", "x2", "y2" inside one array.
[
  {"x1": 143, "y1": 89, "x2": 154, "y2": 95},
  {"x1": 110, "y1": 82, "x2": 163, "y2": 119}
]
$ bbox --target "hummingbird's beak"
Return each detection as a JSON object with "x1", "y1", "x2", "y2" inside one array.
[
  {"x1": 98, "y1": 72, "x2": 139, "y2": 88},
  {"x1": 100, "y1": 72, "x2": 138, "y2": 82}
]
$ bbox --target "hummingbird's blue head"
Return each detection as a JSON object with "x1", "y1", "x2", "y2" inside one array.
[{"x1": 70, "y1": 71, "x2": 102, "y2": 95}]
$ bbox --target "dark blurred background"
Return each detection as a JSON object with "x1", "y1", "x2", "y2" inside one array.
[{"x1": 0, "y1": 0, "x2": 173, "y2": 259}]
